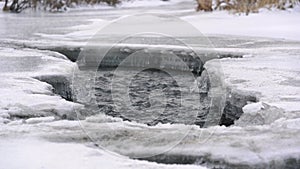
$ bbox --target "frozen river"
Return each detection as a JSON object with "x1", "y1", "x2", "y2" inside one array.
[{"x1": 1, "y1": 1, "x2": 300, "y2": 169}]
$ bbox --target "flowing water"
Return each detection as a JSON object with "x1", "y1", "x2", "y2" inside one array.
[{"x1": 75, "y1": 68, "x2": 210, "y2": 126}]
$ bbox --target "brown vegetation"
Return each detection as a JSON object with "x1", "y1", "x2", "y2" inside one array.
[
  {"x1": 196, "y1": 0, "x2": 300, "y2": 14},
  {"x1": 2, "y1": 0, "x2": 299, "y2": 13},
  {"x1": 2, "y1": 0, "x2": 121, "y2": 12},
  {"x1": 196, "y1": 0, "x2": 213, "y2": 11},
  {"x1": 3, "y1": 0, "x2": 10, "y2": 11}
]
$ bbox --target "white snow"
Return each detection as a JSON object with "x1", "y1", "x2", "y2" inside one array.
[
  {"x1": 206, "y1": 49, "x2": 300, "y2": 113},
  {"x1": 25, "y1": 116, "x2": 55, "y2": 124},
  {"x1": 119, "y1": 0, "x2": 189, "y2": 8},
  {"x1": 0, "y1": 47, "x2": 83, "y2": 123},
  {"x1": 31, "y1": 5, "x2": 300, "y2": 42},
  {"x1": 242, "y1": 102, "x2": 265, "y2": 115},
  {"x1": 0, "y1": 47, "x2": 77, "y2": 77},
  {"x1": 0, "y1": 1, "x2": 300, "y2": 169},
  {"x1": 182, "y1": 9, "x2": 300, "y2": 41},
  {"x1": 1, "y1": 115, "x2": 300, "y2": 168},
  {"x1": 0, "y1": 138, "x2": 206, "y2": 169}
]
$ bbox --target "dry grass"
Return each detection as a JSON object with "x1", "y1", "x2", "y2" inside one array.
[
  {"x1": 3, "y1": 0, "x2": 121, "y2": 12},
  {"x1": 214, "y1": 0, "x2": 300, "y2": 14}
]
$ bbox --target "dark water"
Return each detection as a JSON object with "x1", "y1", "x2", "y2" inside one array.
[{"x1": 76, "y1": 68, "x2": 210, "y2": 126}]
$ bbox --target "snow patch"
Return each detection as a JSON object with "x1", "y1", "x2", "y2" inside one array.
[
  {"x1": 182, "y1": 10, "x2": 300, "y2": 41},
  {"x1": 0, "y1": 138, "x2": 207, "y2": 169},
  {"x1": 0, "y1": 47, "x2": 83, "y2": 121},
  {"x1": 25, "y1": 116, "x2": 55, "y2": 124},
  {"x1": 242, "y1": 102, "x2": 265, "y2": 115}
]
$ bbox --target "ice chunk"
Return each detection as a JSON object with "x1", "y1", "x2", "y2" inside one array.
[
  {"x1": 242, "y1": 102, "x2": 265, "y2": 115},
  {"x1": 0, "y1": 47, "x2": 83, "y2": 121},
  {"x1": 25, "y1": 116, "x2": 55, "y2": 124},
  {"x1": 235, "y1": 102, "x2": 285, "y2": 126}
]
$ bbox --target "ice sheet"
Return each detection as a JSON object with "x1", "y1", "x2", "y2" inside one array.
[
  {"x1": 0, "y1": 47, "x2": 83, "y2": 123},
  {"x1": 0, "y1": 138, "x2": 206, "y2": 169}
]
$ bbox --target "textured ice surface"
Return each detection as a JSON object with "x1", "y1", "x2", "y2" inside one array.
[
  {"x1": 1, "y1": 2, "x2": 300, "y2": 168},
  {"x1": 0, "y1": 47, "x2": 83, "y2": 123},
  {"x1": 1, "y1": 114, "x2": 300, "y2": 168},
  {"x1": 210, "y1": 49, "x2": 300, "y2": 112}
]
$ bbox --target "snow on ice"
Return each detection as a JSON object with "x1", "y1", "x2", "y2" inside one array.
[{"x1": 0, "y1": 1, "x2": 300, "y2": 169}]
